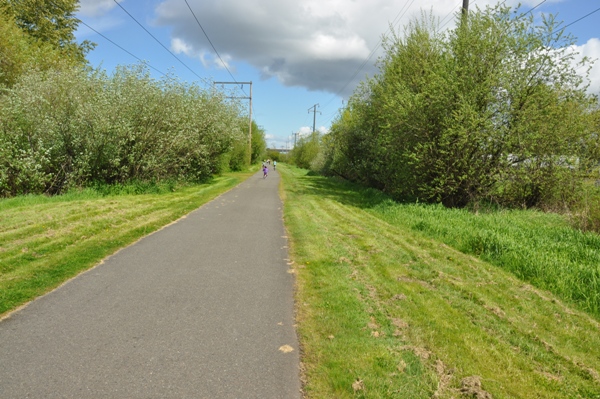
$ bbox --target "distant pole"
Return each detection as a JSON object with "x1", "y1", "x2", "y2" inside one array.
[
  {"x1": 462, "y1": 0, "x2": 469, "y2": 17},
  {"x1": 248, "y1": 81, "x2": 252, "y2": 164},
  {"x1": 214, "y1": 81, "x2": 253, "y2": 164},
  {"x1": 308, "y1": 104, "x2": 321, "y2": 133}
]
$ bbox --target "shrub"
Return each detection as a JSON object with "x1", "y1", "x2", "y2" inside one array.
[{"x1": 0, "y1": 64, "x2": 245, "y2": 196}]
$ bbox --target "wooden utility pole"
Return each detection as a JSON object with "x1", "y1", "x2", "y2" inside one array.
[
  {"x1": 214, "y1": 81, "x2": 253, "y2": 164},
  {"x1": 462, "y1": 0, "x2": 469, "y2": 17}
]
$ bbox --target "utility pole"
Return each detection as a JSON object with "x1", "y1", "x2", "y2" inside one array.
[
  {"x1": 462, "y1": 0, "x2": 469, "y2": 17},
  {"x1": 308, "y1": 104, "x2": 321, "y2": 133},
  {"x1": 214, "y1": 81, "x2": 253, "y2": 164},
  {"x1": 292, "y1": 131, "x2": 299, "y2": 147}
]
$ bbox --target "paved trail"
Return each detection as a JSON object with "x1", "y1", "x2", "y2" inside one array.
[{"x1": 0, "y1": 169, "x2": 300, "y2": 398}]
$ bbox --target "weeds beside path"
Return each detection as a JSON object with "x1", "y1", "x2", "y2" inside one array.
[
  {"x1": 279, "y1": 165, "x2": 600, "y2": 399},
  {"x1": 0, "y1": 170, "x2": 254, "y2": 318}
]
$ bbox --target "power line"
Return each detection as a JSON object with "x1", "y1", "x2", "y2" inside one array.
[
  {"x1": 552, "y1": 6, "x2": 600, "y2": 35},
  {"x1": 112, "y1": 0, "x2": 207, "y2": 83},
  {"x1": 183, "y1": 0, "x2": 255, "y2": 117},
  {"x1": 316, "y1": 1, "x2": 586, "y2": 134},
  {"x1": 78, "y1": 20, "x2": 170, "y2": 78},
  {"x1": 184, "y1": 0, "x2": 237, "y2": 84},
  {"x1": 524, "y1": 0, "x2": 547, "y2": 15}
]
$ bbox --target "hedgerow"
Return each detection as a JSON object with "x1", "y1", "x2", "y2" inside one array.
[{"x1": 0, "y1": 64, "x2": 246, "y2": 196}]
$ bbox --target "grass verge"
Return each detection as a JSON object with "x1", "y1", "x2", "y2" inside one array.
[
  {"x1": 280, "y1": 164, "x2": 600, "y2": 398},
  {"x1": 0, "y1": 169, "x2": 255, "y2": 318}
]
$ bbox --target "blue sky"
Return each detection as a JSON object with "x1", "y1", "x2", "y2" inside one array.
[{"x1": 75, "y1": 0, "x2": 600, "y2": 150}]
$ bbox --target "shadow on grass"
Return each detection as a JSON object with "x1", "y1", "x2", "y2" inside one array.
[{"x1": 294, "y1": 172, "x2": 393, "y2": 210}]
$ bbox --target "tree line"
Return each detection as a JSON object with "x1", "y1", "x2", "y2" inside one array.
[
  {"x1": 292, "y1": 4, "x2": 600, "y2": 213},
  {"x1": 0, "y1": 1, "x2": 265, "y2": 197}
]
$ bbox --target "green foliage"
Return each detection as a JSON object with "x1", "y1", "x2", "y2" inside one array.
[
  {"x1": 0, "y1": 7, "x2": 74, "y2": 87},
  {"x1": 224, "y1": 119, "x2": 266, "y2": 171},
  {"x1": 3, "y1": 0, "x2": 94, "y2": 63},
  {"x1": 327, "y1": 5, "x2": 597, "y2": 208},
  {"x1": 290, "y1": 131, "x2": 322, "y2": 170},
  {"x1": 266, "y1": 149, "x2": 283, "y2": 162},
  {"x1": 265, "y1": 148, "x2": 290, "y2": 164},
  {"x1": 0, "y1": 64, "x2": 245, "y2": 196},
  {"x1": 251, "y1": 120, "x2": 267, "y2": 164}
]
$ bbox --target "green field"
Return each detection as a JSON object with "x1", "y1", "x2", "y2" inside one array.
[
  {"x1": 2, "y1": 164, "x2": 600, "y2": 398},
  {"x1": 280, "y1": 164, "x2": 600, "y2": 398}
]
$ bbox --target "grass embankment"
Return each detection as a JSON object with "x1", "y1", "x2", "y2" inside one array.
[
  {"x1": 0, "y1": 170, "x2": 255, "y2": 318},
  {"x1": 279, "y1": 165, "x2": 600, "y2": 399}
]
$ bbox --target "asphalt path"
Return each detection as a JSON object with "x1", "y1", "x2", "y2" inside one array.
[{"x1": 0, "y1": 168, "x2": 300, "y2": 398}]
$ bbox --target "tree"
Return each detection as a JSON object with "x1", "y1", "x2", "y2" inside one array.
[
  {"x1": 3, "y1": 0, "x2": 94, "y2": 63},
  {"x1": 250, "y1": 121, "x2": 266, "y2": 164},
  {"x1": 328, "y1": 4, "x2": 597, "y2": 208},
  {"x1": 0, "y1": 5, "x2": 73, "y2": 87},
  {"x1": 290, "y1": 132, "x2": 321, "y2": 170}
]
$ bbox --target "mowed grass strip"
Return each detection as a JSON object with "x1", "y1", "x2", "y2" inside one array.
[
  {"x1": 0, "y1": 171, "x2": 254, "y2": 317},
  {"x1": 279, "y1": 165, "x2": 600, "y2": 399}
]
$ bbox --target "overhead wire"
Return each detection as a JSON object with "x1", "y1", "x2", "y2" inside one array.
[
  {"x1": 182, "y1": 0, "x2": 256, "y2": 123},
  {"x1": 326, "y1": 0, "x2": 588, "y2": 128},
  {"x1": 111, "y1": 0, "x2": 208, "y2": 83},
  {"x1": 183, "y1": 0, "x2": 237, "y2": 84},
  {"x1": 551, "y1": 6, "x2": 600, "y2": 36},
  {"x1": 78, "y1": 20, "x2": 170, "y2": 78}
]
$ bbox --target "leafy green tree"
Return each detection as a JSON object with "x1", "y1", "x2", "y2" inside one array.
[
  {"x1": 3, "y1": 0, "x2": 93, "y2": 63},
  {"x1": 226, "y1": 119, "x2": 266, "y2": 171},
  {"x1": 0, "y1": 6, "x2": 72, "y2": 87},
  {"x1": 328, "y1": 5, "x2": 597, "y2": 208},
  {"x1": 266, "y1": 149, "x2": 286, "y2": 163},
  {"x1": 250, "y1": 121, "x2": 267, "y2": 164},
  {"x1": 290, "y1": 132, "x2": 322, "y2": 170}
]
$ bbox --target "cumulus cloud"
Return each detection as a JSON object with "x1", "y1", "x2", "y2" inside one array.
[
  {"x1": 567, "y1": 38, "x2": 600, "y2": 95},
  {"x1": 153, "y1": 0, "x2": 463, "y2": 97},
  {"x1": 78, "y1": 0, "x2": 596, "y2": 98},
  {"x1": 150, "y1": 0, "x2": 592, "y2": 97}
]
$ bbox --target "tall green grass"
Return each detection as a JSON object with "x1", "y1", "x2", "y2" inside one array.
[
  {"x1": 370, "y1": 202, "x2": 600, "y2": 318},
  {"x1": 280, "y1": 165, "x2": 600, "y2": 398},
  {"x1": 294, "y1": 170, "x2": 600, "y2": 318}
]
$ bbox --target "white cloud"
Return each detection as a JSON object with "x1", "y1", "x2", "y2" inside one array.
[
  {"x1": 567, "y1": 38, "x2": 600, "y2": 95},
  {"x1": 171, "y1": 38, "x2": 233, "y2": 70},
  {"x1": 171, "y1": 37, "x2": 194, "y2": 55},
  {"x1": 78, "y1": 0, "x2": 122, "y2": 17},
  {"x1": 318, "y1": 126, "x2": 330, "y2": 134},
  {"x1": 153, "y1": 0, "x2": 458, "y2": 96},
  {"x1": 298, "y1": 126, "x2": 313, "y2": 136},
  {"x1": 152, "y1": 0, "x2": 595, "y2": 97}
]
